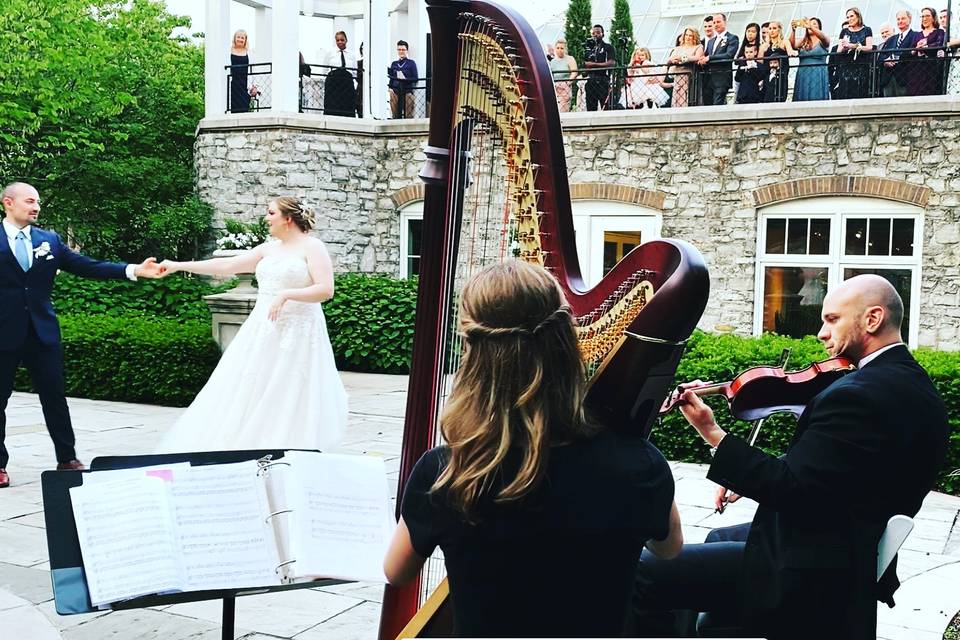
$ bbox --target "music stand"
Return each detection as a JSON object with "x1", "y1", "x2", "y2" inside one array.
[{"x1": 42, "y1": 450, "x2": 347, "y2": 640}]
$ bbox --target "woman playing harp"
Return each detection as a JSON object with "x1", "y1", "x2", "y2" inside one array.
[
  {"x1": 384, "y1": 260, "x2": 683, "y2": 638},
  {"x1": 378, "y1": 1, "x2": 709, "y2": 637}
]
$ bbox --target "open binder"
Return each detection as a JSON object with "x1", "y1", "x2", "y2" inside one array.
[{"x1": 43, "y1": 449, "x2": 391, "y2": 622}]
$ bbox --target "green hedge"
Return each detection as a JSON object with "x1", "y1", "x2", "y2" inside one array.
[
  {"x1": 52, "y1": 273, "x2": 236, "y2": 323},
  {"x1": 650, "y1": 331, "x2": 960, "y2": 495},
  {"x1": 325, "y1": 273, "x2": 419, "y2": 374},
  {"x1": 14, "y1": 314, "x2": 220, "y2": 406}
]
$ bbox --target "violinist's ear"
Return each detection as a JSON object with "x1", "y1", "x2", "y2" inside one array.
[{"x1": 863, "y1": 304, "x2": 885, "y2": 334}]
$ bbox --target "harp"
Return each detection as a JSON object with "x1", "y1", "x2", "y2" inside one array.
[{"x1": 379, "y1": 1, "x2": 710, "y2": 638}]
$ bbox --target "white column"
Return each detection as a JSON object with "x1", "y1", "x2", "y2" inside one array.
[
  {"x1": 254, "y1": 7, "x2": 272, "y2": 62},
  {"x1": 365, "y1": 0, "x2": 389, "y2": 119},
  {"x1": 270, "y1": 0, "x2": 300, "y2": 112},
  {"x1": 204, "y1": 0, "x2": 231, "y2": 118}
]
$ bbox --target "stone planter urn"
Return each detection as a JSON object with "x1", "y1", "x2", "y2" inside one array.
[{"x1": 212, "y1": 248, "x2": 256, "y2": 293}]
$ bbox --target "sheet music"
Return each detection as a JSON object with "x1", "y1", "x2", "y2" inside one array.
[
  {"x1": 81, "y1": 463, "x2": 191, "y2": 485},
  {"x1": 173, "y1": 461, "x2": 281, "y2": 591},
  {"x1": 70, "y1": 477, "x2": 184, "y2": 607},
  {"x1": 283, "y1": 451, "x2": 392, "y2": 583}
]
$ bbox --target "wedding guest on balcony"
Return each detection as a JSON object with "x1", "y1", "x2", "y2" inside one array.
[
  {"x1": 323, "y1": 31, "x2": 357, "y2": 117},
  {"x1": 761, "y1": 22, "x2": 771, "y2": 43},
  {"x1": 834, "y1": 7, "x2": 874, "y2": 99},
  {"x1": 667, "y1": 27, "x2": 704, "y2": 107},
  {"x1": 624, "y1": 47, "x2": 670, "y2": 108},
  {"x1": 735, "y1": 44, "x2": 766, "y2": 103},
  {"x1": 759, "y1": 21, "x2": 796, "y2": 102},
  {"x1": 940, "y1": 8, "x2": 950, "y2": 30},
  {"x1": 229, "y1": 29, "x2": 257, "y2": 113},
  {"x1": 791, "y1": 17, "x2": 831, "y2": 101},
  {"x1": 699, "y1": 13, "x2": 739, "y2": 105},
  {"x1": 908, "y1": 7, "x2": 946, "y2": 95},
  {"x1": 389, "y1": 40, "x2": 419, "y2": 119},
  {"x1": 550, "y1": 38, "x2": 579, "y2": 112},
  {"x1": 878, "y1": 23, "x2": 893, "y2": 45},
  {"x1": 879, "y1": 11, "x2": 918, "y2": 97},
  {"x1": 737, "y1": 22, "x2": 762, "y2": 58}
]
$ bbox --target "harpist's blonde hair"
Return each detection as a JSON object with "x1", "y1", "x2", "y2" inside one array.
[{"x1": 432, "y1": 260, "x2": 598, "y2": 519}]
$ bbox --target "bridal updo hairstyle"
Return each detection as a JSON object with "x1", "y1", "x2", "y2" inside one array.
[
  {"x1": 273, "y1": 196, "x2": 317, "y2": 232},
  {"x1": 432, "y1": 259, "x2": 600, "y2": 519}
]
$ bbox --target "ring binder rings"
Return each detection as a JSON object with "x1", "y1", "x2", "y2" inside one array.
[{"x1": 265, "y1": 508, "x2": 293, "y2": 523}]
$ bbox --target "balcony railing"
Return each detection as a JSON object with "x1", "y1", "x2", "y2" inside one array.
[
  {"x1": 553, "y1": 46, "x2": 958, "y2": 112},
  {"x1": 222, "y1": 47, "x2": 957, "y2": 116}
]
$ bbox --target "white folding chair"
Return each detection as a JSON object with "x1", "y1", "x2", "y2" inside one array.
[{"x1": 877, "y1": 514, "x2": 914, "y2": 580}]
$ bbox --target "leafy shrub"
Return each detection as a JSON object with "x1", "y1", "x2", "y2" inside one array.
[
  {"x1": 52, "y1": 273, "x2": 236, "y2": 322},
  {"x1": 14, "y1": 314, "x2": 219, "y2": 406},
  {"x1": 138, "y1": 196, "x2": 216, "y2": 261},
  {"x1": 651, "y1": 331, "x2": 960, "y2": 495},
  {"x1": 325, "y1": 274, "x2": 419, "y2": 374}
]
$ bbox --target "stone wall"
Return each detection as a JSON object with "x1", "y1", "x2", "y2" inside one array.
[{"x1": 194, "y1": 99, "x2": 960, "y2": 349}]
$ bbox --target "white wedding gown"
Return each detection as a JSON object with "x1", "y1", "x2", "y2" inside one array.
[{"x1": 157, "y1": 254, "x2": 348, "y2": 453}]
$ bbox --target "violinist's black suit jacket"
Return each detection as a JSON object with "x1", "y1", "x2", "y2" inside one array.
[{"x1": 707, "y1": 345, "x2": 948, "y2": 640}]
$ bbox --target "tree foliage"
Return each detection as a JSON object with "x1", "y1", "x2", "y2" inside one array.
[
  {"x1": 0, "y1": 0, "x2": 211, "y2": 261},
  {"x1": 609, "y1": 0, "x2": 636, "y2": 68},
  {"x1": 564, "y1": 0, "x2": 593, "y2": 66}
]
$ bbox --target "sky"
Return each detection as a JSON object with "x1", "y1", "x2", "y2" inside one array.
[{"x1": 163, "y1": 0, "x2": 562, "y2": 48}]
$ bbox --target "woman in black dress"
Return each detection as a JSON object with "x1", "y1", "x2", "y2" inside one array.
[
  {"x1": 384, "y1": 260, "x2": 683, "y2": 638},
  {"x1": 229, "y1": 29, "x2": 253, "y2": 113},
  {"x1": 834, "y1": 7, "x2": 874, "y2": 99},
  {"x1": 759, "y1": 21, "x2": 797, "y2": 102}
]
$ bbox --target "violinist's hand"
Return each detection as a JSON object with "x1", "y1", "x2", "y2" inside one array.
[
  {"x1": 714, "y1": 485, "x2": 741, "y2": 514},
  {"x1": 676, "y1": 381, "x2": 727, "y2": 448}
]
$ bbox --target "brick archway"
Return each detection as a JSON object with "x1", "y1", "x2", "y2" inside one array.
[
  {"x1": 752, "y1": 177, "x2": 931, "y2": 208},
  {"x1": 390, "y1": 182, "x2": 668, "y2": 210},
  {"x1": 391, "y1": 184, "x2": 425, "y2": 208},
  {"x1": 570, "y1": 183, "x2": 666, "y2": 211}
]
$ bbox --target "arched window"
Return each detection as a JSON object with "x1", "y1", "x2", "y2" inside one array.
[
  {"x1": 571, "y1": 200, "x2": 662, "y2": 287},
  {"x1": 755, "y1": 197, "x2": 923, "y2": 347},
  {"x1": 398, "y1": 201, "x2": 423, "y2": 279}
]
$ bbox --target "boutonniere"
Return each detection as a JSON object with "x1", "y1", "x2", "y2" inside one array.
[{"x1": 33, "y1": 241, "x2": 54, "y2": 260}]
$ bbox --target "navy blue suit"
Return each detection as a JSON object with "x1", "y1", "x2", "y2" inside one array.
[
  {"x1": 0, "y1": 226, "x2": 129, "y2": 468},
  {"x1": 702, "y1": 32, "x2": 740, "y2": 105}
]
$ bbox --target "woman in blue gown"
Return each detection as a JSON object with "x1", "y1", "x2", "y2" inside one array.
[{"x1": 791, "y1": 17, "x2": 831, "y2": 101}]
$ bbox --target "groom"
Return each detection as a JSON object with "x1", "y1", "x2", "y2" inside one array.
[{"x1": 0, "y1": 182, "x2": 164, "y2": 487}]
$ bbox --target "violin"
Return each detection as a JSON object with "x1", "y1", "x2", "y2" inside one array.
[{"x1": 660, "y1": 356, "x2": 857, "y2": 422}]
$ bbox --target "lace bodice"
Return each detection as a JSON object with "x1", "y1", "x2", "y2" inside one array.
[{"x1": 255, "y1": 254, "x2": 313, "y2": 293}]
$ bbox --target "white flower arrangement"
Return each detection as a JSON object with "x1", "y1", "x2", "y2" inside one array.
[
  {"x1": 33, "y1": 241, "x2": 54, "y2": 260},
  {"x1": 216, "y1": 232, "x2": 258, "y2": 250}
]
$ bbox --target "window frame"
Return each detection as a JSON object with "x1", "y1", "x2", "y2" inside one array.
[
  {"x1": 399, "y1": 202, "x2": 424, "y2": 279},
  {"x1": 754, "y1": 197, "x2": 923, "y2": 348}
]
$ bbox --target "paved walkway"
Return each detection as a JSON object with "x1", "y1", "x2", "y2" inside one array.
[{"x1": 0, "y1": 372, "x2": 957, "y2": 639}]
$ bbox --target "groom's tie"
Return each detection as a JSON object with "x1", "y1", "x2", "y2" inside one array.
[{"x1": 14, "y1": 230, "x2": 30, "y2": 271}]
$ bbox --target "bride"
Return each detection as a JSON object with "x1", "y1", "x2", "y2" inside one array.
[{"x1": 155, "y1": 196, "x2": 348, "y2": 453}]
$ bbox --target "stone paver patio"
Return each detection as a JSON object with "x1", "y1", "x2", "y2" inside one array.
[{"x1": 0, "y1": 372, "x2": 957, "y2": 639}]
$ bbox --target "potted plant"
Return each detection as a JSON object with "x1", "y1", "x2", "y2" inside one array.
[{"x1": 213, "y1": 218, "x2": 270, "y2": 292}]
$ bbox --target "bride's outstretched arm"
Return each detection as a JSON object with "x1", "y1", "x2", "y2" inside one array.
[
  {"x1": 266, "y1": 240, "x2": 334, "y2": 321},
  {"x1": 161, "y1": 245, "x2": 264, "y2": 277}
]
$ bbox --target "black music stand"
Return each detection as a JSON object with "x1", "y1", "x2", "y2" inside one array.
[{"x1": 42, "y1": 450, "x2": 346, "y2": 640}]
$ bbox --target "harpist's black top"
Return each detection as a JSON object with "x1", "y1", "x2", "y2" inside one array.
[{"x1": 401, "y1": 428, "x2": 674, "y2": 638}]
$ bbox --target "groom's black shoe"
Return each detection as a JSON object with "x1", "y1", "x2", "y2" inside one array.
[
  {"x1": 0, "y1": 469, "x2": 9, "y2": 488},
  {"x1": 56, "y1": 459, "x2": 86, "y2": 471}
]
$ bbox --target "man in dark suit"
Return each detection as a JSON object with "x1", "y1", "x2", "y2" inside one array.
[
  {"x1": 0, "y1": 182, "x2": 163, "y2": 487},
  {"x1": 879, "y1": 10, "x2": 919, "y2": 97},
  {"x1": 699, "y1": 13, "x2": 740, "y2": 105},
  {"x1": 631, "y1": 274, "x2": 949, "y2": 639}
]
